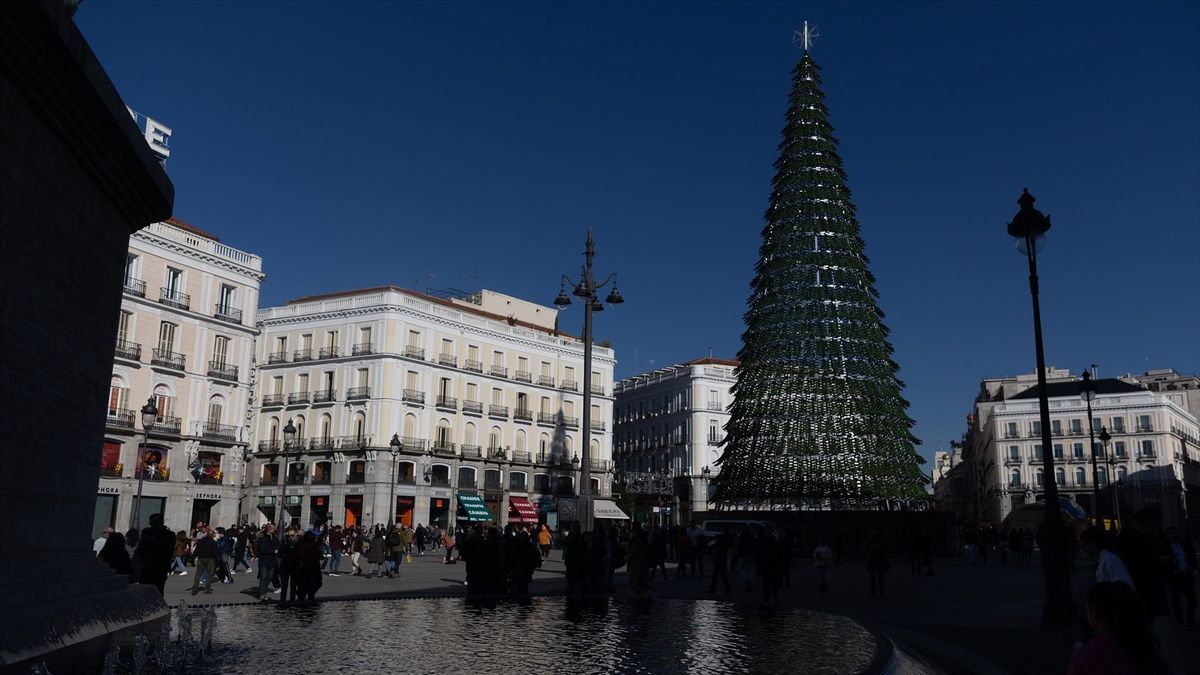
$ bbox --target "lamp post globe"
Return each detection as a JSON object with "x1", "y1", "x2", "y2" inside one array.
[
  {"x1": 388, "y1": 434, "x2": 401, "y2": 526},
  {"x1": 139, "y1": 397, "x2": 158, "y2": 429},
  {"x1": 130, "y1": 397, "x2": 160, "y2": 531}
]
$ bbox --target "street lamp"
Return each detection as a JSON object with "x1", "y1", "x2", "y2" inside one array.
[
  {"x1": 554, "y1": 229, "x2": 623, "y2": 531},
  {"x1": 279, "y1": 418, "x2": 296, "y2": 531},
  {"x1": 130, "y1": 397, "x2": 159, "y2": 531},
  {"x1": 1099, "y1": 426, "x2": 1119, "y2": 525},
  {"x1": 389, "y1": 434, "x2": 402, "y2": 526},
  {"x1": 1007, "y1": 188, "x2": 1071, "y2": 626},
  {"x1": 1080, "y1": 369, "x2": 1103, "y2": 526}
]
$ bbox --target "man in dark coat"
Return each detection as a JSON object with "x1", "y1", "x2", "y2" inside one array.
[{"x1": 134, "y1": 513, "x2": 175, "y2": 596}]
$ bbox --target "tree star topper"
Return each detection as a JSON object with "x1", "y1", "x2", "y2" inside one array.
[{"x1": 793, "y1": 21, "x2": 819, "y2": 52}]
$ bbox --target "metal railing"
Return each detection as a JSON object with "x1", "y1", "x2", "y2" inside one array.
[
  {"x1": 149, "y1": 416, "x2": 181, "y2": 435},
  {"x1": 707, "y1": 402, "x2": 723, "y2": 411},
  {"x1": 490, "y1": 365, "x2": 508, "y2": 378},
  {"x1": 461, "y1": 444, "x2": 482, "y2": 458},
  {"x1": 151, "y1": 348, "x2": 185, "y2": 370},
  {"x1": 562, "y1": 416, "x2": 579, "y2": 428},
  {"x1": 159, "y1": 287, "x2": 190, "y2": 310},
  {"x1": 515, "y1": 370, "x2": 532, "y2": 383},
  {"x1": 514, "y1": 408, "x2": 533, "y2": 422},
  {"x1": 100, "y1": 466, "x2": 123, "y2": 478},
  {"x1": 489, "y1": 404, "x2": 509, "y2": 418},
  {"x1": 538, "y1": 375, "x2": 555, "y2": 386},
  {"x1": 294, "y1": 349, "x2": 314, "y2": 361},
  {"x1": 352, "y1": 342, "x2": 373, "y2": 356},
  {"x1": 591, "y1": 420, "x2": 606, "y2": 431},
  {"x1": 319, "y1": 346, "x2": 339, "y2": 359},
  {"x1": 115, "y1": 339, "x2": 141, "y2": 361},
  {"x1": 430, "y1": 477, "x2": 451, "y2": 488},
  {"x1": 286, "y1": 474, "x2": 307, "y2": 485},
  {"x1": 346, "y1": 387, "x2": 371, "y2": 400},
  {"x1": 484, "y1": 480, "x2": 503, "y2": 491},
  {"x1": 259, "y1": 474, "x2": 279, "y2": 486},
  {"x1": 537, "y1": 412, "x2": 557, "y2": 424},
  {"x1": 261, "y1": 393, "x2": 284, "y2": 406},
  {"x1": 403, "y1": 389, "x2": 425, "y2": 404},
  {"x1": 342, "y1": 434, "x2": 373, "y2": 448},
  {"x1": 459, "y1": 479, "x2": 477, "y2": 489},
  {"x1": 590, "y1": 384, "x2": 606, "y2": 396},
  {"x1": 288, "y1": 391, "x2": 310, "y2": 405},
  {"x1": 106, "y1": 409, "x2": 135, "y2": 429},
  {"x1": 257, "y1": 440, "x2": 280, "y2": 453},
  {"x1": 200, "y1": 422, "x2": 238, "y2": 441},
  {"x1": 311, "y1": 475, "x2": 331, "y2": 485},
  {"x1": 462, "y1": 400, "x2": 483, "y2": 414},
  {"x1": 347, "y1": 473, "x2": 365, "y2": 484},
  {"x1": 465, "y1": 359, "x2": 482, "y2": 373},
  {"x1": 401, "y1": 437, "x2": 426, "y2": 452},
  {"x1": 312, "y1": 390, "x2": 336, "y2": 404},
  {"x1": 436, "y1": 395, "x2": 458, "y2": 409},
  {"x1": 438, "y1": 353, "x2": 457, "y2": 367},
  {"x1": 560, "y1": 380, "x2": 578, "y2": 391},
  {"x1": 268, "y1": 351, "x2": 288, "y2": 364},
  {"x1": 207, "y1": 361, "x2": 238, "y2": 381},
  {"x1": 214, "y1": 305, "x2": 242, "y2": 324},
  {"x1": 432, "y1": 443, "x2": 456, "y2": 457},
  {"x1": 511, "y1": 450, "x2": 531, "y2": 463},
  {"x1": 123, "y1": 277, "x2": 146, "y2": 297},
  {"x1": 309, "y1": 437, "x2": 337, "y2": 451},
  {"x1": 405, "y1": 346, "x2": 425, "y2": 360}
]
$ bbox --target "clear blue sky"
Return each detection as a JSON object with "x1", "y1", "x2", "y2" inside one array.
[{"x1": 76, "y1": 1, "x2": 1200, "y2": 467}]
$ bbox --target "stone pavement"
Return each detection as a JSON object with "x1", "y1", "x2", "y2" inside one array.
[{"x1": 163, "y1": 551, "x2": 1199, "y2": 675}]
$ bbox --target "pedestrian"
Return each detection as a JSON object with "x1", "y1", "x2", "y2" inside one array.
[
  {"x1": 133, "y1": 513, "x2": 174, "y2": 596},
  {"x1": 190, "y1": 527, "x2": 218, "y2": 595},
  {"x1": 563, "y1": 522, "x2": 586, "y2": 598},
  {"x1": 507, "y1": 529, "x2": 538, "y2": 599},
  {"x1": 231, "y1": 526, "x2": 251, "y2": 574},
  {"x1": 93, "y1": 526, "x2": 113, "y2": 557},
  {"x1": 866, "y1": 531, "x2": 889, "y2": 599},
  {"x1": 648, "y1": 526, "x2": 669, "y2": 582},
  {"x1": 1021, "y1": 529, "x2": 1035, "y2": 564},
  {"x1": 327, "y1": 525, "x2": 344, "y2": 575},
  {"x1": 172, "y1": 531, "x2": 189, "y2": 575},
  {"x1": 415, "y1": 524, "x2": 427, "y2": 556},
  {"x1": 675, "y1": 530, "x2": 693, "y2": 578},
  {"x1": 758, "y1": 529, "x2": 782, "y2": 603},
  {"x1": 706, "y1": 530, "x2": 732, "y2": 595},
  {"x1": 1080, "y1": 527, "x2": 1133, "y2": 588},
  {"x1": 733, "y1": 526, "x2": 757, "y2": 592},
  {"x1": 1068, "y1": 582, "x2": 1168, "y2": 675},
  {"x1": 1165, "y1": 527, "x2": 1196, "y2": 628},
  {"x1": 442, "y1": 527, "x2": 457, "y2": 564},
  {"x1": 386, "y1": 526, "x2": 404, "y2": 577},
  {"x1": 298, "y1": 530, "x2": 323, "y2": 603},
  {"x1": 538, "y1": 523, "x2": 552, "y2": 559},
  {"x1": 628, "y1": 523, "x2": 651, "y2": 596},
  {"x1": 813, "y1": 540, "x2": 833, "y2": 592},
  {"x1": 255, "y1": 524, "x2": 280, "y2": 600},
  {"x1": 367, "y1": 529, "x2": 387, "y2": 577},
  {"x1": 277, "y1": 527, "x2": 302, "y2": 606},
  {"x1": 99, "y1": 532, "x2": 132, "y2": 580},
  {"x1": 1117, "y1": 508, "x2": 1185, "y2": 674}
]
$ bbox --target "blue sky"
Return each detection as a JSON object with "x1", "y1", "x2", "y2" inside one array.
[{"x1": 76, "y1": 1, "x2": 1200, "y2": 467}]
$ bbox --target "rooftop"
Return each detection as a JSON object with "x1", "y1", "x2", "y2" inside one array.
[{"x1": 1009, "y1": 378, "x2": 1143, "y2": 400}]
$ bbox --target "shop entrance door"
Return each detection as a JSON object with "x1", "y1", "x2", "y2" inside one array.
[
  {"x1": 190, "y1": 498, "x2": 219, "y2": 528},
  {"x1": 396, "y1": 496, "x2": 414, "y2": 526},
  {"x1": 344, "y1": 495, "x2": 363, "y2": 527},
  {"x1": 93, "y1": 495, "x2": 118, "y2": 538},
  {"x1": 310, "y1": 496, "x2": 330, "y2": 526},
  {"x1": 428, "y1": 497, "x2": 449, "y2": 529},
  {"x1": 134, "y1": 496, "x2": 165, "y2": 531}
]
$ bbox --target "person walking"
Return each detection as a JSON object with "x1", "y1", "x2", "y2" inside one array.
[
  {"x1": 628, "y1": 523, "x2": 651, "y2": 596},
  {"x1": 367, "y1": 528, "x2": 387, "y2": 577},
  {"x1": 415, "y1": 524, "x2": 428, "y2": 556},
  {"x1": 255, "y1": 524, "x2": 280, "y2": 600},
  {"x1": 1080, "y1": 528, "x2": 1133, "y2": 588},
  {"x1": 277, "y1": 527, "x2": 302, "y2": 606},
  {"x1": 190, "y1": 528, "x2": 218, "y2": 595},
  {"x1": 133, "y1": 514, "x2": 175, "y2": 596},
  {"x1": 538, "y1": 523, "x2": 553, "y2": 559},
  {"x1": 297, "y1": 530, "x2": 323, "y2": 603},
  {"x1": 648, "y1": 527, "x2": 669, "y2": 582},
  {"x1": 707, "y1": 530, "x2": 732, "y2": 595},
  {"x1": 813, "y1": 540, "x2": 833, "y2": 592},
  {"x1": 171, "y1": 531, "x2": 189, "y2": 575},
  {"x1": 327, "y1": 525, "x2": 344, "y2": 576},
  {"x1": 442, "y1": 527, "x2": 457, "y2": 564},
  {"x1": 866, "y1": 531, "x2": 889, "y2": 599},
  {"x1": 99, "y1": 532, "x2": 133, "y2": 580}
]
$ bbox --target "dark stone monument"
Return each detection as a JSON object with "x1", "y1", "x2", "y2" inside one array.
[{"x1": 0, "y1": 1, "x2": 174, "y2": 667}]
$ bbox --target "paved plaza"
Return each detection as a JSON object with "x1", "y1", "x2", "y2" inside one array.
[{"x1": 159, "y1": 551, "x2": 1200, "y2": 674}]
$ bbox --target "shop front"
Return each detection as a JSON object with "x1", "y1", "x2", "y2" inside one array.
[
  {"x1": 257, "y1": 496, "x2": 277, "y2": 525},
  {"x1": 133, "y1": 495, "x2": 166, "y2": 531},
  {"x1": 396, "y1": 496, "x2": 415, "y2": 527},
  {"x1": 283, "y1": 495, "x2": 302, "y2": 528},
  {"x1": 93, "y1": 485, "x2": 121, "y2": 538},
  {"x1": 428, "y1": 496, "x2": 450, "y2": 530},
  {"x1": 310, "y1": 495, "x2": 330, "y2": 526},
  {"x1": 456, "y1": 492, "x2": 492, "y2": 526},
  {"x1": 344, "y1": 494, "x2": 364, "y2": 527},
  {"x1": 507, "y1": 495, "x2": 539, "y2": 527},
  {"x1": 190, "y1": 491, "x2": 222, "y2": 528}
]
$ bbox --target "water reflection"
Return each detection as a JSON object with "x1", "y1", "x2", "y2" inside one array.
[{"x1": 195, "y1": 598, "x2": 877, "y2": 674}]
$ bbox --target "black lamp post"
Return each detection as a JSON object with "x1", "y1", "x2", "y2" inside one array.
[
  {"x1": 279, "y1": 418, "x2": 296, "y2": 531},
  {"x1": 1099, "y1": 426, "x2": 1119, "y2": 525},
  {"x1": 1079, "y1": 369, "x2": 1103, "y2": 525},
  {"x1": 554, "y1": 229, "x2": 623, "y2": 530},
  {"x1": 389, "y1": 434, "x2": 402, "y2": 526},
  {"x1": 130, "y1": 397, "x2": 160, "y2": 531},
  {"x1": 1007, "y1": 188, "x2": 1071, "y2": 626}
]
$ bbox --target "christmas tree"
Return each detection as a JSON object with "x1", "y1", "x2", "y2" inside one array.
[{"x1": 713, "y1": 45, "x2": 927, "y2": 510}]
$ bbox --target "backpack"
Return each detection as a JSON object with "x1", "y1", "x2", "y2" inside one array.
[{"x1": 387, "y1": 532, "x2": 401, "y2": 547}]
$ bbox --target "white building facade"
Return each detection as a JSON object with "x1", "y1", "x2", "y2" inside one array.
[
  {"x1": 98, "y1": 218, "x2": 263, "y2": 535},
  {"x1": 244, "y1": 287, "x2": 616, "y2": 531},
  {"x1": 613, "y1": 358, "x2": 737, "y2": 524}
]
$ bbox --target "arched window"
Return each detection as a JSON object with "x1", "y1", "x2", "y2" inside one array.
[
  {"x1": 348, "y1": 460, "x2": 365, "y2": 483},
  {"x1": 152, "y1": 383, "x2": 173, "y2": 420},
  {"x1": 108, "y1": 375, "x2": 128, "y2": 414},
  {"x1": 509, "y1": 471, "x2": 527, "y2": 492},
  {"x1": 268, "y1": 417, "x2": 280, "y2": 444},
  {"x1": 207, "y1": 394, "x2": 225, "y2": 425},
  {"x1": 404, "y1": 413, "x2": 417, "y2": 439},
  {"x1": 484, "y1": 469, "x2": 502, "y2": 489},
  {"x1": 539, "y1": 433, "x2": 549, "y2": 457},
  {"x1": 1116, "y1": 465, "x2": 1128, "y2": 480},
  {"x1": 458, "y1": 466, "x2": 477, "y2": 487},
  {"x1": 515, "y1": 429, "x2": 526, "y2": 454},
  {"x1": 1096, "y1": 467, "x2": 1108, "y2": 486},
  {"x1": 489, "y1": 426, "x2": 502, "y2": 451},
  {"x1": 564, "y1": 435, "x2": 573, "y2": 456},
  {"x1": 293, "y1": 414, "x2": 305, "y2": 442},
  {"x1": 1010, "y1": 469, "x2": 1021, "y2": 486},
  {"x1": 1035, "y1": 468, "x2": 1044, "y2": 487},
  {"x1": 353, "y1": 412, "x2": 367, "y2": 442},
  {"x1": 1074, "y1": 467, "x2": 1086, "y2": 486},
  {"x1": 590, "y1": 439, "x2": 599, "y2": 460},
  {"x1": 319, "y1": 414, "x2": 332, "y2": 441},
  {"x1": 1055, "y1": 467, "x2": 1065, "y2": 485},
  {"x1": 436, "y1": 420, "x2": 452, "y2": 449},
  {"x1": 464, "y1": 422, "x2": 476, "y2": 446}
]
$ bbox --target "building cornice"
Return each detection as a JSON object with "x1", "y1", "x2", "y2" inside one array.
[{"x1": 133, "y1": 230, "x2": 266, "y2": 282}]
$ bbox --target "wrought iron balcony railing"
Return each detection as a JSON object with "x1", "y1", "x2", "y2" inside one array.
[
  {"x1": 405, "y1": 346, "x2": 425, "y2": 360},
  {"x1": 294, "y1": 349, "x2": 314, "y2": 362},
  {"x1": 438, "y1": 353, "x2": 457, "y2": 367},
  {"x1": 312, "y1": 390, "x2": 336, "y2": 404},
  {"x1": 515, "y1": 370, "x2": 532, "y2": 383},
  {"x1": 288, "y1": 391, "x2": 310, "y2": 405},
  {"x1": 431, "y1": 443, "x2": 456, "y2": 457},
  {"x1": 590, "y1": 384, "x2": 606, "y2": 396},
  {"x1": 151, "y1": 348, "x2": 185, "y2": 371},
  {"x1": 158, "y1": 287, "x2": 190, "y2": 310},
  {"x1": 560, "y1": 380, "x2": 578, "y2": 391},
  {"x1": 123, "y1": 277, "x2": 146, "y2": 297},
  {"x1": 200, "y1": 422, "x2": 238, "y2": 441},
  {"x1": 352, "y1": 342, "x2": 373, "y2": 356},
  {"x1": 400, "y1": 437, "x2": 426, "y2": 452},
  {"x1": 207, "y1": 361, "x2": 238, "y2": 381},
  {"x1": 319, "y1": 346, "x2": 339, "y2": 359},
  {"x1": 490, "y1": 365, "x2": 508, "y2": 378},
  {"x1": 214, "y1": 305, "x2": 242, "y2": 324},
  {"x1": 489, "y1": 404, "x2": 509, "y2": 418},
  {"x1": 346, "y1": 387, "x2": 371, "y2": 400},
  {"x1": 149, "y1": 416, "x2": 181, "y2": 435},
  {"x1": 538, "y1": 375, "x2": 555, "y2": 387},
  {"x1": 462, "y1": 400, "x2": 483, "y2": 414},
  {"x1": 461, "y1": 444, "x2": 482, "y2": 458},
  {"x1": 514, "y1": 408, "x2": 533, "y2": 422},
  {"x1": 115, "y1": 339, "x2": 141, "y2": 361},
  {"x1": 403, "y1": 389, "x2": 425, "y2": 404},
  {"x1": 268, "y1": 351, "x2": 288, "y2": 364},
  {"x1": 106, "y1": 409, "x2": 135, "y2": 429},
  {"x1": 464, "y1": 359, "x2": 482, "y2": 373},
  {"x1": 436, "y1": 395, "x2": 457, "y2": 409},
  {"x1": 261, "y1": 393, "x2": 284, "y2": 406}
]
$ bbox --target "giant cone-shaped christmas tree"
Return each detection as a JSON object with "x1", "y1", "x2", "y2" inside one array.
[{"x1": 713, "y1": 49, "x2": 927, "y2": 510}]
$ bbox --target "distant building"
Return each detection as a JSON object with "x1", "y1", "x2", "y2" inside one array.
[
  {"x1": 613, "y1": 357, "x2": 737, "y2": 524},
  {"x1": 98, "y1": 218, "x2": 264, "y2": 534}
]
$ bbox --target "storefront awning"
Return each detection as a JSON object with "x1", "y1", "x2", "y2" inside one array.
[
  {"x1": 508, "y1": 496, "x2": 539, "y2": 524},
  {"x1": 592, "y1": 499, "x2": 630, "y2": 520},
  {"x1": 457, "y1": 492, "x2": 493, "y2": 522}
]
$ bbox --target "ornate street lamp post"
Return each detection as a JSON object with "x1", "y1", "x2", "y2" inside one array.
[
  {"x1": 1007, "y1": 188, "x2": 1071, "y2": 626},
  {"x1": 1080, "y1": 369, "x2": 1103, "y2": 525},
  {"x1": 130, "y1": 397, "x2": 159, "y2": 531},
  {"x1": 1099, "y1": 427, "x2": 1120, "y2": 525},
  {"x1": 278, "y1": 418, "x2": 296, "y2": 531},
  {"x1": 554, "y1": 229, "x2": 623, "y2": 530},
  {"x1": 389, "y1": 434, "x2": 402, "y2": 526}
]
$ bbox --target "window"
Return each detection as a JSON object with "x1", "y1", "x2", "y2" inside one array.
[
  {"x1": 157, "y1": 322, "x2": 177, "y2": 352},
  {"x1": 125, "y1": 253, "x2": 139, "y2": 284},
  {"x1": 408, "y1": 330, "x2": 421, "y2": 347},
  {"x1": 564, "y1": 400, "x2": 575, "y2": 417},
  {"x1": 467, "y1": 383, "x2": 478, "y2": 402},
  {"x1": 325, "y1": 330, "x2": 338, "y2": 349},
  {"x1": 1140, "y1": 440, "x2": 1154, "y2": 457},
  {"x1": 1074, "y1": 467, "x2": 1086, "y2": 486},
  {"x1": 1055, "y1": 467, "x2": 1065, "y2": 485},
  {"x1": 1115, "y1": 441, "x2": 1127, "y2": 457},
  {"x1": 294, "y1": 415, "x2": 305, "y2": 439},
  {"x1": 212, "y1": 335, "x2": 230, "y2": 366},
  {"x1": 515, "y1": 429, "x2": 526, "y2": 453},
  {"x1": 297, "y1": 373, "x2": 309, "y2": 393},
  {"x1": 540, "y1": 361, "x2": 551, "y2": 377},
  {"x1": 1097, "y1": 468, "x2": 1108, "y2": 486},
  {"x1": 468, "y1": 345, "x2": 479, "y2": 362},
  {"x1": 509, "y1": 472, "x2": 527, "y2": 491},
  {"x1": 217, "y1": 284, "x2": 236, "y2": 313},
  {"x1": 360, "y1": 326, "x2": 372, "y2": 345},
  {"x1": 491, "y1": 388, "x2": 503, "y2": 405},
  {"x1": 1070, "y1": 419, "x2": 1082, "y2": 434},
  {"x1": 1031, "y1": 421, "x2": 1042, "y2": 436},
  {"x1": 268, "y1": 418, "x2": 279, "y2": 443},
  {"x1": 489, "y1": 428, "x2": 501, "y2": 451},
  {"x1": 272, "y1": 376, "x2": 283, "y2": 395},
  {"x1": 464, "y1": 423, "x2": 477, "y2": 445},
  {"x1": 564, "y1": 366, "x2": 575, "y2": 382},
  {"x1": 1008, "y1": 445, "x2": 1019, "y2": 460},
  {"x1": 1035, "y1": 468, "x2": 1044, "y2": 487},
  {"x1": 108, "y1": 376, "x2": 127, "y2": 414},
  {"x1": 1137, "y1": 415, "x2": 1152, "y2": 431},
  {"x1": 1091, "y1": 418, "x2": 1102, "y2": 432},
  {"x1": 1051, "y1": 420, "x2": 1062, "y2": 436},
  {"x1": 356, "y1": 368, "x2": 368, "y2": 388},
  {"x1": 540, "y1": 396, "x2": 550, "y2": 414},
  {"x1": 516, "y1": 392, "x2": 528, "y2": 411},
  {"x1": 275, "y1": 336, "x2": 288, "y2": 353},
  {"x1": 436, "y1": 423, "x2": 451, "y2": 447},
  {"x1": 165, "y1": 267, "x2": 182, "y2": 294},
  {"x1": 207, "y1": 397, "x2": 223, "y2": 425},
  {"x1": 301, "y1": 333, "x2": 313, "y2": 350},
  {"x1": 492, "y1": 350, "x2": 504, "y2": 367},
  {"x1": 1116, "y1": 466, "x2": 1128, "y2": 480},
  {"x1": 1006, "y1": 422, "x2": 1018, "y2": 438},
  {"x1": 706, "y1": 420, "x2": 718, "y2": 441},
  {"x1": 117, "y1": 311, "x2": 132, "y2": 342},
  {"x1": 406, "y1": 371, "x2": 419, "y2": 390},
  {"x1": 439, "y1": 377, "x2": 451, "y2": 397},
  {"x1": 1053, "y1": 444, "x2": 1063, "y2": 460},
  {"x1": 1010, "y1": 469, "x2": 1021, "y2": 487},
  {"x1": 518, "y1": 356, "x2": 529, "y2": 372},
  {"x1": 319, "y1": 414, "x2": 332, "y2": 440},
  {"x1": 1111, "y1": 417, "x2": 1125, "y2": 433},
  {"x1": 441, "y1": 338, "x2": 453, "y2": 356},
  {"x1": 1072, "y1": 443, "x2": 1084, "y2": 459},
  {"x1": 354, "y1": 413, "x2": 366, "y2": 441},
  {"x1": 151, "y1": 384, "x2": 173, "y2": 421}
]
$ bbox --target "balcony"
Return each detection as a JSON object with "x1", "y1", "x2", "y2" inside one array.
[
  {"x1": 465, "y1": 359, "x2": 482, "y2": 373},
  {"x1": 259, "y1": 474, "x2": 279, "y2": 485},
  {"x1": 490, "y1": 365, "x2": 508, "y2": 378},
  {"x1": 588, "y1": 458, "x2": 607, "y2": 470},
  {"x1": 261, "y1": 393, "x2": 284, "y2": 407},
  {"x1": 287, "y1": 475, "x2": 307, "y2": 486},
  {"x1": 560, "y1": 380, "x2": 578, "y2": 391},
  {"x1": 511, "y1": 450, "x2": 531, "y2": 463},
  {"x1": 207, "y1": 360, "x2": 238, "y2": 381},
  {"x1": 430, "y1": 477, "x2": 451, "y2": 488},
  {"x1": 707, "y1": 402, "x2": 723, "y2": 411},
  {"x1": 1069, "y1": 428, "x2": 1085, "y2": 436},
  {"x1": 214, "y1": 304, "x2": 242, "y2": 325},
  {"x1": 114, "y1": 339, "x2": 141, "y2": 361},
  {"x1": 591, "y1": 420, "x2": 606, "y2": 432},
  {"x1": 437, "y1": 353, "x2": 457, "y2": 367},
  {"x1": 397, "y1": 475, "x2": 417, "y2": 486},
  {"x1": 562, "y1": 416, "x2": 579, "y2": 428},
  {"x1": 459, "y1": 479, "x2": 477, "y2": 489},
  {"x1": 106, "y1": 408, "x2": 135, "y2": 429},
  {"x1": 461, "y1": 444, "x2": 482, "y2": 458},
  {"x1": 312, "y1": 390, "x2": 336, "y2": 404},
  {"x1": 346, "y1": 387, "x2": 371, "y2": 400},
  {"x1": 268, "y1": 351, "x2": 288, "y2": 364},
  {"x1": 1004, "y1": 456, "x2": 1023, "y2": 465},
  {"x1": 149, "y1": 416, "x2": 181, "y2": 435},
  {"x1": 1051, "y1": 429, "x2": 1064, "y2": 437},
  {"x1": 288, "y1": 391, "x2": 310, "y2": 405},
  {"x1": 123, "y1": 277, "x2": 146, "y2": 297},
  {"x1": 319, "y1": 346, "x2": 339, "y2": 359},
  {"x1": 538, "y1": 375, "x2": 555, "y2": 387},
  {"x1": 515, "y1": 370, "x2": 532, "y2": 383},
  {"x1": 405, "y1": 346, "x2": 425, "y2": 360},
  {"x1": 432, "y1": 442, "x2": 456, "y2": 457},
  {"x1": 158, "y1": 287, "x2": 190, "y2": 311},
  {"x1": 590, "y1": 384, "x2": 606, "y2": 396},
  {"x1": 514, "y1": 408, "x2": 533, "y2": 422},
  {"x1": 400, "y1": 437, "x2": 426, "y2": 452},
  {"x1": 294, "y1": 349, "x2": 314, "y2": 362},
  {"x1": 462, "y1": 400, "x2": 483, "y2": 414},
  {"x1": 436, "y1": 395, "x2": 457, "y2": 410},
  {"x1": 341, "y1": 434, "x2": 373, "y2": 449},
  {"x1": 200, "y1": 422, "x2": 238, "y2": 442},
  {"x1": 352, "y1": 342, "x2": 374, "y2": 356},
  {"x1": 489, "y1": 404, "x2": 509, "y2": 419},
  {"x1": 1137, "y1": 425, "x2": 1153, "y2": 433},
  {"x1": 486, "y1": 447, "x2": 506, "y2": 460},
  {"x1": 403, "y1": 389, "x2": 425, "y2": 404},
  {"x1": 257, "y1": 440, "x2": 281, "y2": 453},
  {"x1": 484, "y1": 480, "x2": 503, "y2": 492},
  {"x1": 1004, "y1": 432, "x2": 1020, "y2": 439},
  {"x1": 347, "y1": 473, "x2": 365, "y2": 484},
  {"x1": 311, "y1": 475, "x2": 331, "y2": 486},
  {"x1": 309, "y1": 437, "x2": 337, "y2": 451},
  {"x1": 151, "y1": 348, "x2": 185, "y2": 371},
  {"x1": 707, "y1": 437, "x2": 721, "y2": 446},
  {"x1": 537, "y1": 412, "x2": 557, "y2": 425}
]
